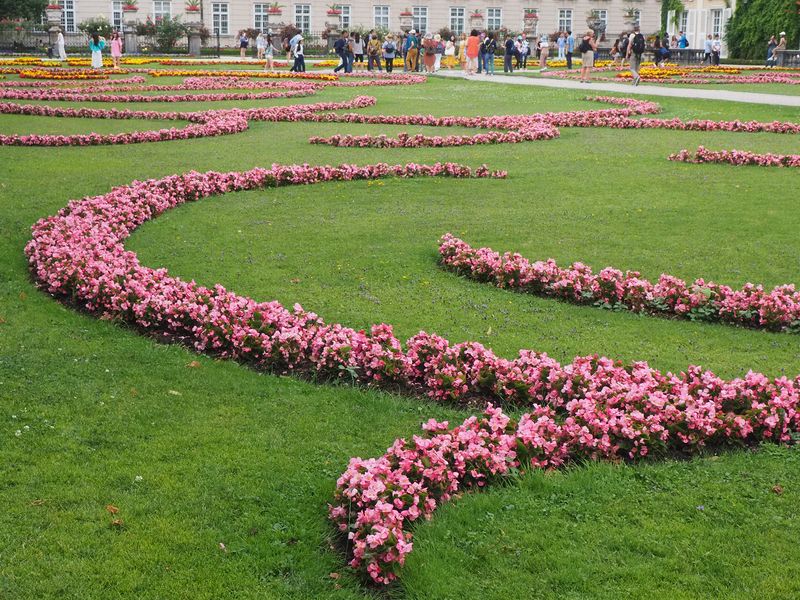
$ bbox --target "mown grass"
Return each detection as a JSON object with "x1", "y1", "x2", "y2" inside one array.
[{"x1": 2, "y1": 72, "x2": 800, "y2": 599}]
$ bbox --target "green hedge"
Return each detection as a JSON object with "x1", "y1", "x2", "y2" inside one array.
[{"x1": 726, "y1": 0, "x2": 800, "y2": 60}]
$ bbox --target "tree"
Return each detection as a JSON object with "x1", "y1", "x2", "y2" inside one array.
[
  {"x1": 0, "y1": 0, "x2": 47, "y2": 21},
  {"x1": 78, "y1": 16, "x2": 114, "y2": 38},
  {"x1": 726, "y1": 0, "x2": 800, "y2": 59}
]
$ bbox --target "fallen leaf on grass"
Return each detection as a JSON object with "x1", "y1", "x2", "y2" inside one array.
[
  {"x1": 186, "y1": 360, "x2": 201, "y2": 368},
  {"x1": 773, "y1": 485, "x2": 784, "y2": 495},
  {"x1": 106, "y1": 504, "x2": 119, "y2": 514},
  {"x1": 0, "y1": 316, "x2": 6, "y2": 324},
  {"x1": 290, "y1": 278, "x2": 301, "y2": 284},
  {"x1": 329, "y1": 572, "x2": 340, "y2": 580},
  {"x1": 110, "y1": 518, "x2": 124, "y2": 529},
  {"x1": 168, "y1": 390, "x2": 182, "y2": 396},
  {"x1": 30, "y1": 499, "x2": 46, "y2": 506},
  {"x1": 219, "y1": 542, "x2": 227, "y2": 553}
]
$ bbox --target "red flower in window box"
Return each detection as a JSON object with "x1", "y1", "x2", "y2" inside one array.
[{"x1": 45, "y1": 4, "x2": 62, "y2": 9}]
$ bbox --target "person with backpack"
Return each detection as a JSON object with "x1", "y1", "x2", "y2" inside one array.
[
  {"x1": 678, "y1": 31, "x2": 688, "y2": 49},
  {"x1": 367, "y1": 31, "x2": 382, "y2": 71},
  {"x1": 617, "y1": 32, "x2": 629, "y2": 69},
  {"x1": 578, "y1": 30, "x2": 597, "y2": 82},
  {"x1": 482, "y1": 33, "x2": 496, "y2": 74},
  {"x1": 382, "y1": 34, "x2": 397, "y2": 72},
  {"x1": 626, "y1": 24, "x2": 645, "y2": 86}
]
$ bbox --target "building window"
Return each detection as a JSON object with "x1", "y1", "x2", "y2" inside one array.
[
  {"x1": 487, "y1": 7, "x2": 501, "y2": 30},
  {"x1": 632, "y1": 9, "x2": 641, "y2": 26},
  {"x1": 254, "y1": 3, "x2": 269, "y2": 31},
  {"x1": 412, "y1": 6, "x2": 427, "y2": 33},
  {"x1": 558, "y1": 9, "x2": 572, "y2": 32},
  {"x1": 449, "y1": 7, "x2": 465, "y2": 35},
  {"x1": 111, "y1": 0, "x2": 123, "y2": 30},
  {"x1": 679, "y1": 11, "x2": 688, "y2": 33},
  {"x1": 212, "y1": 2, "x2": 229, "y2": 34},
  {"x1": 61, "y1": 0, "x2": 76, "y2": 32},
  {"x1": 373, "y1": 5, "x2": 389, "y2": 29},
  {"x1": 711, "y1": 8, "x2": 722, "y2": 36},
  {"x1": 339, "y1": 4, "x2": 351, "y2": 28},
  {"x1": 153, "y1": 0, "x2": 171, "y2": 21},
  {"x1": 294, "y1": 3, "x2": 310, "y2": 33},
  {"x1": 593, "y1": 9, "x2": 607, "y2": 30}
]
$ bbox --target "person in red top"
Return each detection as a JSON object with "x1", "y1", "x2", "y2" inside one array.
[{"x1": 465, "y1": 29, "x2": 480, "y2": 75}]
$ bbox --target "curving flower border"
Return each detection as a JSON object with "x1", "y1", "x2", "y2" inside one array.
[
  {"x1": 438, "y1": 233, "x2": 800, "y2": 333},
  {"x1": 0, "y1": 95, "x2": 376, "y2": 146},
  {"x1": 24, "y1": 159, "x2": 800, "y2": 586}
]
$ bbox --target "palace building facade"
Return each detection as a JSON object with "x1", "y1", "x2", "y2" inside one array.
[{"x1": 59, "y1": 0, "x2": 668, "y2": 42}]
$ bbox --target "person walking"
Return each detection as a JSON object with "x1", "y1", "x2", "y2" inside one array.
[
  {"x1": 56, "y1": 29, "x2": 67, "y2": 61},
  {"x1": 367, "y1": 31, "x2": 382, "y2": 71},
  {"x1": 404, "y1": 29, "x2": 419, "y2": 72},
  {"x1": 333, "y1": 30, "x2": 349, "y2": 73},
  {"x1": 239, "y1": 31, "x2": 249, "y2": 58},
  {"x1": 289, "y1": 35, "x2": 305, "y2": 72},
  {"x1": 109, "y1": 31, "x2": 123, "y2": 69},
  {"x1": 89, "y1": 33, "x2": 105, "y2": 69},
  {"x1": 503, "y1": 34, "x2": 515, "y2": 73},
  {"x1": 263, "y1": 31, "x2": 280, "y2": 71},
  {"x1": 702, "y1": 34, "x2": 712, "y2": 64},
  {"x1": 578, "y1": 30, "x2": 597, "y2": 82},
  {"x1": 482, "y1": 32, "x2": 496, "y2": 75},
  {"x1": 557, "y1": 32, "x2": 566, "y2": 60},
  {"x1": 566, "y1": 30, "x2": 574, "y2": 69},
  {"x1": 382, "y1": 34, "x2": 396, "y2": 72},
  {"x1": 626, "y1": 24, "x2": 645, "y2": 86}
]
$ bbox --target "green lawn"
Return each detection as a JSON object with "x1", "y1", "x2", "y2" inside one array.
[{"x1": 2, "y1": 72, "x2": 800, "y2": 599}]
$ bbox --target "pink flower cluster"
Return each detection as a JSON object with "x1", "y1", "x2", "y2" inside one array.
[
  {"x1": 332, "y1": 345, "x2": 800, "y2": 583},
  {"x1": 439, "y1": 233, "x2": 800, "y2": 332},
  {"x1": 670, "y1": 146, "x2": 800, "y2": 168}
]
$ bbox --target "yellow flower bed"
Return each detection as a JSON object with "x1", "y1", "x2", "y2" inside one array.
[{"x1": 18, "y1": 69, "x2": 109, "y2": 80}]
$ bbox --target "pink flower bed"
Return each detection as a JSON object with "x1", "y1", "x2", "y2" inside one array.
[
  {"x1": 670, "y1": 146, "x2": 800, "y2": 168},
  {"x1": 0, "y1": 95, "x2": 375, "y2": 146},
  {"x1": 26, "y1": 157, "x2": 800, "y2": 584},
  {"x1": 309, "y1": 95, "x2": 800, "y2": 149},
  {"x1": 438, "y1": 233, "x2": 800, "y2": 332}
]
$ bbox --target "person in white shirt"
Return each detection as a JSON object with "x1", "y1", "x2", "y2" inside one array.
[{"x1": 703, "y1": 34, "x2": 713, "y2": 64}]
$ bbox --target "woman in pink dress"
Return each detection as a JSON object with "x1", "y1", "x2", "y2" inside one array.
[{"x1": 110, "y1": 31, "x2": 123, "y2": 69}]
